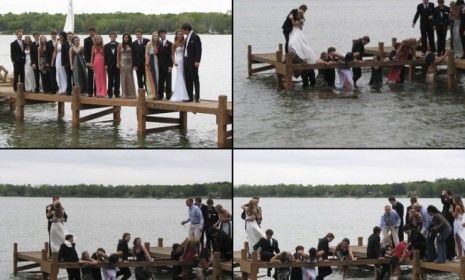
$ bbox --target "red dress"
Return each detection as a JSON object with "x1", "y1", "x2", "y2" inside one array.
[{"x1": 93, "y1": 47, "x2": 107, "y2": 97}]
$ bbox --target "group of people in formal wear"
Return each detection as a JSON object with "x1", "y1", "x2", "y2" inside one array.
[
  {"x1": 45, "y1": 196, "x2": 231, "y2": 280},
  {"x1": 10, "y1": 24, "x2": 202, "y2": 102}
]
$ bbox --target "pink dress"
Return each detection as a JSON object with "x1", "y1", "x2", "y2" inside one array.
[{"x1": 93, "y1": 47, "x2": 107, "y2": 97}]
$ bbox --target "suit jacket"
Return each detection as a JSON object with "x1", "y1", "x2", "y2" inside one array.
[
  {"x1": 184, "y1": 32, "x2": 202, "y2": 64},
  {"x1": 282, "y1": 8, "x2": 299, "y2": 34},
  {"x1": 84, "y1": 36, "x2": 94, "y2": 63},
  {"x1": 413, "y1": 2, "x2": 435, "y2": 27},
  {"x1": 253, "y1": 237, "x2": 280, "y2": 254},
  {"x1": 60, "y1": 41, "x2": 71, "y2": 69},
  {"x1": 45, "y1": 40, "x2": 55, "y2": 65},
  {"x1": 158, "y1": 39, "x2": 173, "y2": 68},
  {"x1": 104, "y1": 41, "x2": 119, "y2": 70},
  {"x1": 10, "y1": 40, "x2": 26, "y2": 66},
  {"x1": 392, "y1": 202, "x2": 404, "y2": 225},
  {"x1": 30, "y1": 41, "x2": 39, "y2": 66},
  {"x1": 58, "y1": 243, "x2": 78, "y2": 262},
  {"x1": 352, "y1": 39, "x2": 365, "y2": 61},
  {"x1": 132, "y1": 38, "x2": 150, "y2": 68},
  {"x1": 435, "y1": 5, "x2": 450, "y2": 27}
]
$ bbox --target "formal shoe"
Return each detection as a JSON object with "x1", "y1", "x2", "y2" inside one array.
[
  {"x1": 267, "y1": 270, "x2": 271, "y2": 277},
  {"x1": 195, "y1": 99, "x2": 200, "y2": 103}
]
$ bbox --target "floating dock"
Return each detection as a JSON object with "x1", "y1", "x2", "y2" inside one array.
[
  {"x1": 0, "y1": 83, "x2": 232, "y2": 148},
  {"x1": 14, "y1": 238, "x2": 232, "y2": 279},
  {"x1": 234, "y1": 237, "x2": 465, "y2": 280},
  {"x1": 247, "y1": 38, "x2": 463, "y2": 92}
]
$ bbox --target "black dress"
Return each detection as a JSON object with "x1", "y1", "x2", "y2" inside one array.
[{"x1": 135, "y1": 248, "x2": 151, "y2": 280}]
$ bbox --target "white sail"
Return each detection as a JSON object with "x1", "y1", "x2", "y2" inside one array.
[{"x1": 63, "y1": 0, "x2": 74, "y2": 32}]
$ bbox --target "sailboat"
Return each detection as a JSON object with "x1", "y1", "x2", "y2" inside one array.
[{"x1": 63, "y1": 0, "x2": 74, "y2": 32}]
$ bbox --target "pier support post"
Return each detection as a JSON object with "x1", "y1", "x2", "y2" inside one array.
[
  {"x1": 250, "y1": 251, "x2": 259, "y2": 280},
  {"x1": 179, "y1": 111, "x2": 187, "y2": 131},
  {"x1": 15, "y1": 84, "x2": 24, "y2": 121},
  {"x1": 217, "y1": 95, "x2": 228, "y2": 148},
  {"x1": 144, "y1": 242, "x2": 151, "y2": 255},
  {"x1": 285, "y1": 52, "x2": 294, "y2": 91},
  {"x1": 58, "y1": 102, "x2": 64, "y2": 119},
  {"x1": 448, "y1": 50, "x2": 457, "y2": 91},
  {"x1": 278, "y1": 43, "x2": 283, "y2": 55},
  {"x1": 248, "y1": 45, "x2": 253, "y2": 77},
  {"x1": 392, "y1": 38, "x2": 397, "y2": 47},
  {"x1": 113, "y1": 106, "x2": 121, "y2": 125},
  {"x1": 212, "y1": 251, "x2": 221, "y2": 280},
  {"x1": 276, "y1": 48, "x2": 285, "y2": 90},
  {"x1": 378, "y1": 42, "x2": 385, "y2": 58},
  {"x1": 137, "y1": 89, "x2": 147, "y2": 136},
  {"x1": 71, "y1": 86, "x2": 81, "y2": 127},
  {"x1": 409, "y1": 45, "x2": 417, "y2": 82},
  {"x1": 50, "y1": 252, "x2": 58, "y2": 280},
  {"x1": 412, "y1": 250, "x2": 422, "y2": 280},
  {"x1": 460, "y1": 257, "x2": 465, "y2": 280},
  {"x1": 241, "y1": 248, "x2": 248, "y2": 280},
  {"x1": 158, "y1": 238, "x2": 163, "y2": 247},
  {"x1": 13, "y1": 243, "x2": 18, "y2": 275},
  {"x1": 9, "y1": 97, "x2": 14, "y2": 112},
  {"x1": 41, "y1": 249, "x2": 48, "y2": 280},
  {"x1": 357, "y1": 237, "x2": 363, "y2": 246}
]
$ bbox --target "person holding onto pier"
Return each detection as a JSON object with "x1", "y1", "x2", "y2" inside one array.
[
  {"x1": 105, "y1": 32, "x2": 120, "y2": 98},
  {"x1": 335, "y1": 52, "x2": 355, "y2": 94},
  {"x1": 441, "y1": 189, "x2": 456, "y2": 260},
  {"x1": 10, "y1": 30, "x2": 25, "y2": 92},
  {"x1": 84, "y1": 27, "x2": 96, "y2": 97},
  {"x1": 389, "y1": 240, "x2": 412, "y2": 278},
  {"x1": 291, "y1": 245, "x2": 306, "y2": 280},
  {"x1": 270, "y1": 251, "x2": 295, "y2": 280},
  {"x1": 58, "y1": 234, "x2": 80, "y2": 280},
  {"x1": 367, "y1": 226, "x2": 389, "y2": 280},
  {"x1": 427, "y1": 205, "x2": 453, "y2": 263},
  {"x1": 380, "y1": 205, "x2": 401, "y2": 247},
  {"x1": 387, "y1": 38, "x2": 417, "y2": 83},
  {"x1": 133, "y1": 237, "x2": 154, "y2": 280},
  {"x1": 212, "y1": 227, "x2": 233, "y2": 261},
  {"x1": 435, "y1": 0, "x2": 450, "y2": 56},
  {"x1": 171, "y1": 243, "x2": 184, "y2": 279},
  {"x1": 46, "y1": 30, "x2": 58, "y2": 94},
  {"x1": 369, "y1": 55, "x2": 383, "y2": 89},
  {"x1": 91, "y1": 35, "x2": 107, "y2": 98},
  {"x1": 425, "y1": 51, "x2": 449, "y2": 84},
  {"x1": 452, "y1": 195, "x2": 465, "y2": 258},
  {"x1": 116, "y1": 232, "x2": 131, "y2": 280},
  {"x1": 253, "y1": 229, "x2": 281, "y2": 277},
  {"x1": 180, "y1": 238, "x2": 200, "y2": 279},
  {"x1": 91, "y1": 248, "x2": 108, "y2": 280},
  {"x1": 413, "y1": 0, "x2": 436, "y2": 56},
  {"x1": 351, "y1": 36, "x2": 370, "y2": 88},
  {"x1": 389, "y1": 197, "x2": 405, "y2": 242},
  {"x1": 0, "y1": 65, "x2": 8, "y2": 83},
  {"x1": 324, "y1": 47, "x2": 343, "y2": 88},
  {"x1": 182, "y1": 197, "x2": 204, "y2": 240},
  {"x1": 70, "y1": 36, "x2": 87, "y2": 94},
  {"x1": 335, "y1": 238, "x2": 356, "y2": 261},
  {"x1": 316, "y1": 233, "x2": 334, "y2": 280},
  {"x1": 242, "y1": 199, "x2": 265, "y2": 251},
  {"x1": 81, "y1": 251, "x2": 100, "y2": 280},
  {"x1": 103, "y1": 253, "x2": 119, "y2": 280}
]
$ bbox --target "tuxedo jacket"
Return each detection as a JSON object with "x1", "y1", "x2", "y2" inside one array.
[
  {"x1": 60, "y1": 41, "x2": 71, "y2": 69},
  {"x1": 253, "y1": 237, "x2": 280, "y2": 254},
  {"x1": 282, "y1": 8, "x2": 299, "y2": 34},
  {"x1": 392, "y1": 202, "x2": 404, "y2": 224},
  {"x1": 84, "y1": 36, "x2": 94, "y2": 63},
  {"x1": 104, "y1": 42, "x2": 120, "y2": 70},
  {"x1": 184, "y1": 32, "x2": 202, "y2": 64},
  {"x1": 45, "y1": 40, "x2": 55, "y2": 65},
  {"x1": 30, "y1": 41, "x2": 40, "y2": 66},
  {"x1": 158, "y1": 39, "x2": 173, "y2": 68},
  {"x1": 352, "y1": 39, "x2": 365, "y2": 61},
  {"x1": 413, "y1": 2, "x2": 436, "y2": 27},
  {"x1": 10, "y1": 40, "x2": 26, "y2": 66},
  {"x1": 132, "y1": 38, "x2": 150, "y2": 68}
]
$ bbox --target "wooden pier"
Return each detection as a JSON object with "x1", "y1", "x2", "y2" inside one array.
[
  {"x1": 13, "y1": 238, "x2": 232, "y2": 279},
  {"x1": 247, "y1": 39, "x2": 464, "y2": 92},
  {"x1": 234, "y1": 237, "x2": 465, "y2": 280},
  {"x1": 0, "y1": 84, "x2": 232, "y2": 148}
]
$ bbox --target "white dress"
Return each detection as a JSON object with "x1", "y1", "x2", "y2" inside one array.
[
  {"x1": 24, "y1": 49, "x2": 36, "y2": 92},
  {"x1": 454, "y1": 214, "x2": 465, "y2": 254},
  {"x1": 50, "y1": 219, "x2": 68, "y2": 253},
  {"x1": 55, "y1": 42, "x2": 68, "y2": 94},
  {"x1": 245, "y1": 214, "x2": 265, "y2": 250},
  {"x1": 170, "y1": 47, "x2": 190, "y2": 102},
  {"x1": 288, "y1": 26, "x2": 316, "y2": 64},
  {"x1": 453, "y1": 19, "x2": 464, "y2": 58}
]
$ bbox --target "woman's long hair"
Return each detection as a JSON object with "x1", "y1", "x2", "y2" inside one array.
[
  {"x1": 39, "y1": 35, "x2": 47, "y2": 57},
  {"x1": 122, "y1": 33, "x2": 132, "y2": 50},
  {"x1": 246, "y1": 199, "x2": 258, "y2": 216},
  {"x1": 53, "y1": 202, "x2": 65, "y2": 219},
  {"x1": 453, "y1": 195, "x2": 465, "y2": 213},
  {"x1": 173, "y1": 30, "x2": 185, "y2": 50}
]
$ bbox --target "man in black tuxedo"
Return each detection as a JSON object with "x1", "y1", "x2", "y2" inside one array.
[
  {"x1": 435, "y1": 0, "x2": 450, "y2": 56},
  {"x1": 388, "y1": 197, "x2": 405, "y2": 242},
  {"x1": 10, "y1": 30, "x2": 26, "y2": 92},
  {"x1": 182, "y1": 24, "x2": 202, "y2": 102},
  {"x1": 84, "y1": 27, "x2": 96, "y2": 97},
  {"x1": 46, "y1": 30, "x2": 58, "y2": 94},
  {"x1": 282, "y1": 4, "x2": 307, "y2": 54},
  {"x1": 413, "y1": 0, "x2": 436, "y2": 55},
  {"x1": 132, "y1": 30, "x2": 150, "y2": 89},
  {"x1": 157, "y1": 29, "x2": 173, "y2": 100},
  {"x1": 104, "y1": 32, "x2": 120, "y2": 98},
  {"x1": 352, "y1": 36, "x2": 370, "y2": 88},
  {"x1": 46, "y1": 195, "x2": 68, "y2": 254},
  {"x1": 58, "y1": 32, "x2": 72, "y2": 95},
  {"x1": 30, "y1": 32, "x2": 41, "y2": 92},
  {"x1": 253, "y1": 229, "x2": 280, "y2": 277}
]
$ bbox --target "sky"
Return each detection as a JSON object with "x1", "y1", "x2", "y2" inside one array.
[
  {"x1": 234, "y1": 150, "x2": 465, "y2": 185},
  {"x1": 0, "y1": 150, "x2": 231, "y2": 185},
  {"x1": 2, "y1": 0, "x2": 231, "y2": 14}
]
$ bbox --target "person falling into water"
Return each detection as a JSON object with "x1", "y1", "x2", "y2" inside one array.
[
  {"x1": 0, "y1": 65, "x2": 8, "y2": 83},
  {"x1": 425, "y1": 50, "x2": 449, "y2": 84}
]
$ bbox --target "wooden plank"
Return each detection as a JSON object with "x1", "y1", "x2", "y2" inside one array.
[
  {"x1": 17, "y1": 263, "x2": 41, "y2": 271},
  {"x1": 79, "y1": 108, "x2": 116, "y2": 123},
  {"x1": 58, "y1": 259, "x2": 180, "y2": 269},
  {"x1": 251, "y1": 65, "x2": 275, "y2": 73},
  {"x1": 15, "y1": 85, "x2": 24, "y2": 121},
  {"x1": 420, "y1": 261, "x2": 460, "y2": 273},
  {"x1": 448, "y1": 50, "x2": 457, "y2": 90},
  {"x1": 146, "y1": 116, "x2": 181, "y2": 124},
  {"x1": 217, "y1": 95, "x2": 228, "y2": 148},
  {"x1": 137, "y1": 89, "x2": 147, "y2": 136}
]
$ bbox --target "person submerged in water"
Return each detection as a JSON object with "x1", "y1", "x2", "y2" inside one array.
[
  {"x1": 369, "y1": 55, "x2": 383, "y2": 89},
  {"x1": 334, "y1": 52, "x2": 355, "y2": 94},
  {"x1": 425, "y1": 50, "x2": 449, "y2": 84}
]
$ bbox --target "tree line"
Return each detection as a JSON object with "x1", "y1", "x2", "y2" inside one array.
[
  {"x1": 234, "y1": 178, "x2": 465, "y2": 198},
  {"x1": 0, "y1": 12, "x2": 232, "y2": 35},
  {"x1": 0, "y1": 182, "x2": 232, "y2": 198}
]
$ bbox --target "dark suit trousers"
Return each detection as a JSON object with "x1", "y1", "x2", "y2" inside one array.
[
  {"x1": 136, "y1": 67, "x2": 145, "y2": 89},
  {"x1": 436, "y1": 25, "x2": 447, "y2": 56},
  {"x1": 324, "y1": 69, "x2": 336, "y2": 87},
  {"x1": 158, "y1": 66, "x2": 172, "y2": 99},
  {"x1": 316, "y1": 267, "x2": 332, "y2": 280},
  {"x1": 302, "y1": 70, "x2": 315, "y2": 87},
  {"x1": 40, "y1": 70, "x2": 50, "y2": 93},
  {"x1": 66, "y1": 268, "x2": 81, "y2": 280},
  {"x1": 13, "y1": 63, "x2": 25, "y2": 92},
  {"x1": 87, "y1": 68, "x2": 94, "y2": 96},
  {"x1": 184, "y1": 59, "x2": 200, "y2": 101},
  {"x1": 107, "y1": 68, "x2": 120, "y2": 97},
  {"x1": 283, "y1": 31, "x2": 290, "y2": 53},
  {"x1": 117, "y1": 267, "x2": 131, "y2": 280},
  {"x1": 66, "y1": 67, "x2": 72, "y2": 95},
  {"x1": 420, "y1": 24, "x2": 436, "y2": 53},
  {"x1": 34, "y1": 67, "x2": 40, "y2": 92},
  {"x1": 49, "y1": 67, "x2": 58, "y2": 93},
  {"x1": 353, "y1": 67, "x2": 362, "y2": 86}
]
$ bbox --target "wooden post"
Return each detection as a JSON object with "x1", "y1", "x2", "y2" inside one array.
[
  {"x1": 357, "y1": 237, "x2": 363, "y2": 246},
  {"x1": 113, "y1": 106, "x2": 121, "y2": 125},
  {"x1": 250, "y1": 251, "x2": 259, "y2": 280},
  {"x1": 15, "y1": 84, "x2": 24, "y2": 121},
  {"x1": 217, "y1": 95, "x2": 228, "y2": 148},
  {"x1": 285, "y1": 52, "x2": 294, "y2": 91},
  {"x1": 158, "y1": 238, "x2": 163, "y2": 247},
  {"x1": 137, "y1": 89, "x2": 146, "y2": 136},
  {"x1": 241, "y1": 248, "x2": 248, "y2": 280},
  {"x1": 13, "y1": 243, "x2": 18, "y2": 275},
  {"x1": 144, "y1": 242, "x2": 151, "y2": 254},
  {"x1": 179, "y1": 111, "x2": 187, "y2": 131},
  {"x1": 244, "y1": 241, "x2": 250, "y2": 253},
  {"x1": 448, "y1": 50, "x2": 457, "y2": 90},
  {"x1": 248, "y1": 45, "x2": 253, "y2": 77},
  {"x1": 460, "y1": 257, "x2": 465, "y2": 280},
  {"x1": 58, "y1": 102, "x2": 64, "y2": 119},
  {"x1": 409, "y1": 45, "x2": 417, "y2": 82},
  {"x1": 71, "y1": 86, "x2": 81, "y2": 127},
  {"x1": 412, "y1": 250, "x2": 421, "y2": 280},
  {"x1": 276, "y1": 50, "x2": 285, "y2": 89},
  {"x1": 41, "y1": 249, "x2": 48, "y2": 280},
  {"x1": 50, "y1": 252, "x2": 58, "y2": 280},
  {"x1": 212, "y1": 251, "x2": 221, "y2": 280},
  {"x1": 44, "y1": 241, "x2": 49, "y2": 255},
  {"x1": 392, "y1": 37, "x2": 397, "y2": 47},
  {"x1": 378, "y1": 42, "x2": 385, "y2": 58},
  {"x1": 9, "y1": 97, "x2": 14, "y2": 112},
  {"x1": 278, "y1": 43, "x2": 283, "y2": 55}
]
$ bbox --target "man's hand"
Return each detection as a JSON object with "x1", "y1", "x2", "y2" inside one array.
[
  {"x1": 133, "y1": 67, "x2": 138, "y2": 71},
  {"x1": 195, "y1": 62, "x2": 200, "y2": 68},
  {"x1": 412, "y1": 23, "x2": 415, "y2": 28},
  {"x1": 181, "y1": 221, "x2": 186, "y2": 225},
  {"x1": 168, "y1": 67, "x2": 172, "y2": 73}
]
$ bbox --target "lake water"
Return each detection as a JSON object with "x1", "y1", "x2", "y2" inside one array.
[
  {"x1": 0, "y1": 197, "x2": 231, "y2": 279},
  {"x1": 234, "y1": 197, "x2": 456, "y2": 279},
  {"x1": 0, "y1": 34, "x2": 231, "y2": 148},
  {"x1": 234, "y1": 0, "x2": 465, "y2": 148}
]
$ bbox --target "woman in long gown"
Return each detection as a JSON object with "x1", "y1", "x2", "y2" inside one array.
[
  {"x1": 38, "y1": 36, "x2": 50, "y2": 93},
  {"x1": 145, "y1": 32, "x2": 160, "y2": 99},
  {"x1": 69, "y1": 36, "x2": 87, "y2": 94},
  {"x1": 288, "y1": 12, "x2": 316, "y2": 64},
  {"x1": 336, "y1": 53, "x2": 355, "y2": 93},
  {"x1": 387, "y1": 38, "x2": 417, "y2": 83},
  {"x1": 452, "y1": 196, "x2": 465, "y2": 258},
  {"x1": 91, "y1": 35, "x2": 107, "y2": 97},
  {"x1": 52, "y1": 33, "x2": 69, "y2": 95},
  {"x1": 450, "y1": 2, "x2": 464, "y2": 58},
  {"x1": 241, "y1": 199, "x2": 265, "y2": 251},
  {"x1": 49, "y1": 201, "x2": 68, "y2": 253},
  {"x1": 117, "y1": 33, "x2": 137, "y2": 99},
  {"x1": 171, "y1": 30, "x2": 190, "y2": 102},
  {"x1": 24, "y1": 36, "x2": 36, "y2": 92},
  {"x1": 213, "y1": 204, "x2": 232, "y2": 238}
]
